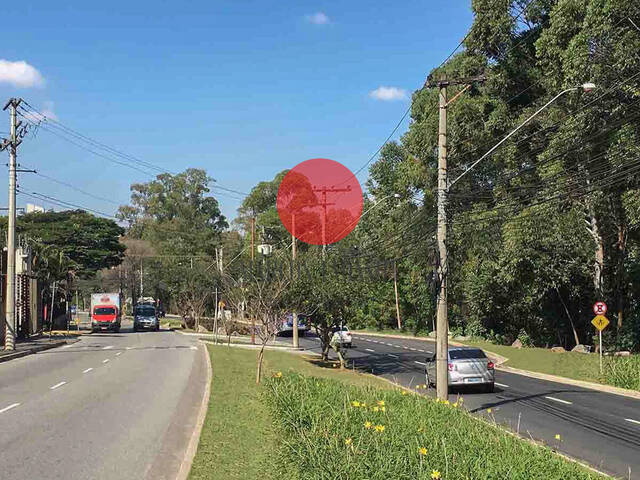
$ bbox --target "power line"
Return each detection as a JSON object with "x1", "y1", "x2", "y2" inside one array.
[{"x1": 16, "y1": 190, "x2": 119, "y2": 219}]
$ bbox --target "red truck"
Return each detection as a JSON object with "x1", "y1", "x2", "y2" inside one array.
[{"x1": 90, "y1": 293, "x2": 122, "y2": 333}]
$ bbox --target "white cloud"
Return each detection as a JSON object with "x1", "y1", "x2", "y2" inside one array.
[
  {"x1": 305, "y1": 12, "x2": 330, "y2": 25},
  {"x1": 22, "y1": 100, "x2": 58, "y2": 123},
  {"x1": 369, "y1": 86, "x2": 408, "y2": 101},
  {"x1": 0, "y1": 60, "x2": 44, "y2": 88}
]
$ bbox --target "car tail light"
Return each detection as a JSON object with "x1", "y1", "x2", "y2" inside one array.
[
  {"x1": 448, "y1": 363, "x2": 454, "y2": 371},
  {"x1": 487, "y1": 361, "x2": 495, "y2": 369}
]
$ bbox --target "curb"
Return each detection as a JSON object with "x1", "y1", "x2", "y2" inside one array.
[
  {"x1": 176, "y1": 342, "x2": 212, "y2": 480},
  {"x1": 0, "y1": 341, "x2": 67, "y2": 363}
]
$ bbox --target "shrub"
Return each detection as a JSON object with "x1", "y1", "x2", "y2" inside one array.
[{"x1": 601, "y1": 355, "x2": 640, "y2": 391}]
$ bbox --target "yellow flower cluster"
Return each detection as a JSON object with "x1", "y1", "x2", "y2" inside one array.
[
  {"x1": 272, "y1": 371, "x2": 283, "y2": 378},
  {"x1": 431, "y1": 470, "x2": 441, "y2": 479}
]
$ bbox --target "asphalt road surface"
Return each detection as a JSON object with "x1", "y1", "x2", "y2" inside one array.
[
  {"x1": 297, "y1": 332, "x2": 640, "y2": 479},
  {"x1": 0, "y1": 321, "x2": 206, "y2": 480}
]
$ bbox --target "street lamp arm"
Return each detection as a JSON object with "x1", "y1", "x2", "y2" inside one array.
[{"x1": 448, "y1": 87, "x2": 579, "y2": 189}]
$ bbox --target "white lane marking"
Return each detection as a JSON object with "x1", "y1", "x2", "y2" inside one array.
[
  {"x1": 385, "y1": 343, "x2": 393, "y2": 346},
  {"x1": 414, "y1": 361, "x2": 427, "y2": 366},
  {"x1": 125, "y1": 347, "x2": 132, "y2": 350},
  {"x1": 115, "y1": 352, "x2": 122, "y2": 356},
  {"x1": 393, "y1": 345, "x2": 400, "y2": 348},
  {"x1": 190, "y1": 346, "x2": 198, "y2": 350},
  {"x1": 102, "y1": 346, "x2": 113, "y2": 350},
  {"x1": 409, "y1": 348, "x2": 416, "y2": 351},
  {"x1": 403, "y1": 346, "x2": 409, "y2": 349},
  {"x1": 418, "y1": 349, "x2": 425, "y2": 353},
  {"x1": 62, "y1": 344, "x2": 73, "y2": 349},
  {"x1": 544, "y1": 396, "x2": 572, "y2": 405},
  {"x1": 495, "y1": 382, "x2": 509, "y2": 388},
  {"x1": 83, "y1": 368, "x2": 93, "y2": 374},
  {"x1": 0, "y1": 403, "x2": 20, "y2": 414},
  {"x1": 102, "y1": 359, "x2": 110, "y2": 364},
  {"x1": 365, "y1": 348, "x2": 375, "y2": 353},
  {"x1": 387, "y1": 354, "x2": 399, "y2": 359},
  {"x1": 50, "y1": 381, "x2": 66, "y2": 390},
  {"x1": 625, "y1": 418, "x2": 640, "y2": 426}
]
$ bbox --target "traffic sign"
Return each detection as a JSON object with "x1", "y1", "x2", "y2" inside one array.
[
  {"x1": 592, "y1": 315, "x2": 610, "y2": 331},
  {"x1": 593, "y1": 301, "x2": 607, "y2": 316}
]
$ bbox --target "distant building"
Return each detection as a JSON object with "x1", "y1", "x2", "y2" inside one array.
[{"x1": 26, "y1": 203, "x2": 45, "y2": 214}]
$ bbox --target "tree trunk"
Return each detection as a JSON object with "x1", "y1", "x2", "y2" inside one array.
[
  {"x1": 587, "y1": 208, "x2": 604, "y2": 297},
  {"x1": 616, "y1": 222, "x2": 626, "y2": 330},
  {"x1": 256, "y1": 344, "x2": 266, "y2": 384},
  {"x1": 556, "y1": 288, "x2": 580, "y2": 347}
]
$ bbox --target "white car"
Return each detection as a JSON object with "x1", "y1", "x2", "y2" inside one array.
[{"x1": 331, "y1": 326, "x2": 352, "y2": 347}]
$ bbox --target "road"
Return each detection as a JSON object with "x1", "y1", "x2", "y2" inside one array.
[
  {"x1": 298, "y1": 332, "x2": 640, "y2": 479},
  {"x1": 0, "y1": 320, "x2": 206, "y2": 480}
]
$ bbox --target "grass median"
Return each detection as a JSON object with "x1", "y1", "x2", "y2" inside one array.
[{"x1": 189, "y1": 345, "x2": 605, "y2": 479}]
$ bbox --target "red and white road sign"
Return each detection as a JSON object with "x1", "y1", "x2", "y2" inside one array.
[{"x1": 593, "y1": 301, "x2": 607, "y2": 316}]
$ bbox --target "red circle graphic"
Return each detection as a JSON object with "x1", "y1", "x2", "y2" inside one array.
[{"x1": 277, "y1": 158, "x2": 363, "y2": 246}]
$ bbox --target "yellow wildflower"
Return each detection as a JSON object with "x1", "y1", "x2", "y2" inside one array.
[
  {"x1": 381, "y1": 406, "x2": 386, "y2": 412},
  {"x1": 364, "y1": 421, "x2": 373, "y2": 429},
  {"x1": 345, "y1": 438, "x2": 352, "y2": 446},
  {"x1": 361, "y1": 402, "x2": 367, "y2": 408},
  {"x1": 273, "y1": 371, "x2": 282, "y2": 378},
  {"x1": 487, "y1": 408, "x2": 492, "y2": 413},
  {"x1": 372, "y1": 406, "x2": 379, "y2": 412},
  {"x1": 431, "y1": 470, "x2": 441, "y2": 479},
  {"x1": 374, "y1": 425, "x2": 385, "y2": 433},
  {"x1": 443, "y1": 400, "x2": 450, "y2": 405},
  {"x1": 435, "y1": 398, "x2": 440, "y2": 403},
  {"x1": 351, "y1": 401, "x2": 361, "y2": 408},
  {"x1": 418, "y1": 447, "x2": 427, "y2": 456},
  {"x1": 555, "y1": 434, "x2": 561, "y2": 441},
  {"x1": 452, "y1": 402, "x2": 458, "y2": 408},
  {"x1": 377, "y1": 400, "x2": 385, "y2": 406},
  {"x1": 401, "y1": 390, "x2": 408, "y2": 395},
  {"x1": 423, "y1": 384, "x2": 428, "y2": 389}
]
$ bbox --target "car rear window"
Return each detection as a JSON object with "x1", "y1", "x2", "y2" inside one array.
[
  {"x1": 449, "y1": 349, "x2": 486, "y2": 360},
  {"x1": 136, "y1": 307, "x2": 156, "y2": 316},
  {"x1": 94, "y1": 307, "x2": 116, "y2": 315}
]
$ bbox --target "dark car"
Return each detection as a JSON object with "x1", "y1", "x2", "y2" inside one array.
[{"x1": 133, "y1": 304, "x2": 159, "y2": 332}]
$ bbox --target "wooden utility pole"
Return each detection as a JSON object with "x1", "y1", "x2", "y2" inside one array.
[
  {"x1": 250, "y1": 216, "x2": 255, "y2": 263},
  {"x1": 393, "y1": 259, "x2": 401, "y2": 330},
  {"x1": 292, "y1": 212, "x2": 299, "y2": 348}
]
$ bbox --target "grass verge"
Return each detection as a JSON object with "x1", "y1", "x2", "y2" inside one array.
[
  {"x1": 188, "y1": 346, "x2": 390, "y2": 480},
  {"x1": 264, "y1": 373, "x2": 605, "y2": 479},
  {"x1": 190, "y1": 345, "x2": 606, "y2": 479}
]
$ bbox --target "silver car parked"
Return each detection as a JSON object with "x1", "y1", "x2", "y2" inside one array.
[{"x1": 425, "y1": 347, "x2": 495, "y2": 393}]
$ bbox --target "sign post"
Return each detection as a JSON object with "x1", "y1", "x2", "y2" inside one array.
[{"x1": 592, "y1": 302, "x2": 609, "y2": 374}]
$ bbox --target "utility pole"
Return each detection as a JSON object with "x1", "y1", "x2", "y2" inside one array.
[
  {"x1": 139, "y1": 259, "x2": 143, "y2": 298},
  {"x1": 312, "y1": 185, "x2": 351, "y2": 257},
  {"x1": 292, "y1": 213, "x2": 298, "y2": 349},
  {"x1": 426, "y1": 75, "x2": 483, "y2": 401},
  {"x1": 250, "y1": 215, "x2": 255, "y2": 263},
  {"x1": 1, "y1": 98, "x2": 22, "y2": 350},
  {"x1": 435, "y1": 82, "x2": 449, "y2": 401}
]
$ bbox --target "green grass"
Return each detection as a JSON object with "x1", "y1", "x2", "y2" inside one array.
[
  {"x1": 264, "y1": 373, "x2": 605, "y2": 480},
  {"x1": 190, "y1": 346, "x2": 606, "y2": 480},
  {"x1": 188, "y1": 346, "x2": 390, "y2": 480}
]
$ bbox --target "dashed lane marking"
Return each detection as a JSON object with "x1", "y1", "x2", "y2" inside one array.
[
  {"x1": 125, "y1": 347, "x2": 132, "y2": 350},
  {"x1": 365, "y1": 349, "x2": 375, "y2": 353},
  {"x1": 544, "y1": 396, "x2": 572, "y2": 405},
  {"x1": 102, "y1": 359, "x2": 110, "y2": 364},
  {"x1": 50, "y1": 381, "x2": 66, "y2": 390},
  {"x1": 414, "y1": 361, "x2": 427, "y2": 366},
  {"x1": 102, "y1": 346, "x2": 113, "y2": 350},
  {"x1": 625, "y1": 418, "x2": 640, "y2": 426},
  {"x1": 495, "y1": 382, "x2": 509, "y2": 388},
  {"x1": 83, "y1": 368, "x2": 93, "y2": 374},
  {"x1": 0, "y1": 403, "x2": 20, "y2": 414},
  {"x1": 115, "y1": 352, "x2": 122, "y2": 356}
]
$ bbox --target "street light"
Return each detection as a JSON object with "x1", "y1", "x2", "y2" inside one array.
[{"x1": 449, "y1": 82, "x2": 597, "y2": 189}]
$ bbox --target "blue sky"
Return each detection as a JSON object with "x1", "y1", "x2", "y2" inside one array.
[{"x1": 0, "y1": 0, "x2": 473, "y2": 221}]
